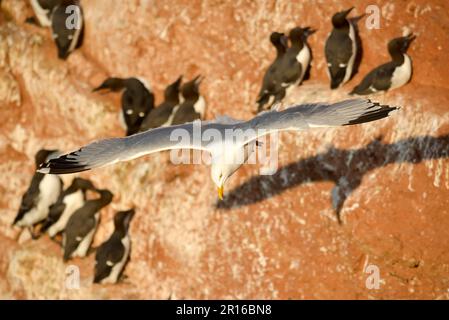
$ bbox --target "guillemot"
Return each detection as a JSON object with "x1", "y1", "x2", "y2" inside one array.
[
  {"x1": 171, "y1": 76, "x2": 206, "y2": 125},
  {"x1": 325, "y1": 7, "x2": 358, "y2": 89},
  {"x1": 13, "y1": 149, "x2": 62, "y2": 238},
  {"x1": 139, "y1": 76, "x2": 183, "y2": 131},
  {"x1": 50, "y1": 0, "x2": 84, "y2": 59},
  {"x1": 94, "y1": 209, "x2": 135, "y2": 284},
  {"x1": 93, "y1": 77, "x2": 155, "y2": 135},
  {"x1": 280, "y1": 26, "x2": 315, "y2": 97},
  {"x1": 62, "y1": 188, "x2": 113, "y2": 261},
  {"x1": 350, "y1": 34, "x2": 415, "y2": 95},
  {"x1": 256, "y1": 32, "x2": 289, "y2": 113},
  {"x1": 40, "y1": 177, "x2": 94, "y2": 238}
]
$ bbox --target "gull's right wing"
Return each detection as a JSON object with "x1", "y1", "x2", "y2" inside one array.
[{"x1": 38, "y1": 121, "x2": 231, "y2": 174}]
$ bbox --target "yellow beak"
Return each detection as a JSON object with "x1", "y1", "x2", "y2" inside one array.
[{"x1": 217, "y1": 185, "x2": 224, "y2": 200}]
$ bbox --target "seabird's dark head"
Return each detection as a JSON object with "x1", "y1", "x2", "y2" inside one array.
[
  {"x1": 289, "y1": 27, "x2": 315, "y2": 46},
  {"x1": 97, "y1": 189, "x2": 114, "y2": 205},
  {"x1": 181, "y1": 75, "x2": 203, "y2": 100},
  {"x1": 71, "y1": 177, "x2": 95, "y2": 192},
  {"x1": 92, "y1": 77, "x2": 126, "y2": 92},
  {"x1": 331, "y1": 7, "x2": 354, "y2": 28},
  {"x1": 270, "y1": 32, "x2": 288, "y2": 53},
  {"x1": 164, "y1": 76, "x2": 183, "y2": 101},
  {"x1": 114, "y1": 209, "x2": 135, "y2": 234},
  {"x1": 388, "y1": 33, "x2": 416, "y2": 55},
  {"x1": 35, "y1": 149, "x2": 59, "y2": 167}
]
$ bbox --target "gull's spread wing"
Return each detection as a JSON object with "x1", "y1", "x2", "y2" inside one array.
[
  {"x1": 38, "y1": 99, "x2": 398, "y2": 174},
  {"x1": 38, "y1": 121, "x2": 233, "y2": 174}
]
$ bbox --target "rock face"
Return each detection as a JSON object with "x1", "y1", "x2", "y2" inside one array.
[{"x1": 1, "y1": 0, "x2": 448, "y2": 299}]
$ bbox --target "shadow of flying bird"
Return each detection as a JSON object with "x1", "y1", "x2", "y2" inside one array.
[{"x1": 217, "y1": 134, "x2": 449, "y2": 223}]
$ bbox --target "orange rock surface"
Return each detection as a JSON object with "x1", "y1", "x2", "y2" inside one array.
[{"x1": 0, "y1": 0, "x2": 448, "y2": 299}]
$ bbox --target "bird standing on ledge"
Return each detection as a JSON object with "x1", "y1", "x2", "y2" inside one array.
[
  {"x1": 325, "y1": 7, "x2": 358, "y2": 89},
  {"x1": 93, "y1": 77, "x2": 155, "y2": 136},
  {"x1": 351, "y1": 34, "x2": 415, "y2": 95}
]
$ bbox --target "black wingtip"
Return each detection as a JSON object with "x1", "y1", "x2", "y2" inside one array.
[
  {"x1": 38, "y1": 150, "x2": 90, "y2": 175},
  {"x1": 345, "y1": 100, "x2": 400, "y2": 126}
]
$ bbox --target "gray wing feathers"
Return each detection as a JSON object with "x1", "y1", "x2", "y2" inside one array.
[
  {"x1": 38, "y1": 123, "x2": 212, "y2": 174},
  {"x1": 250, "y1": 99, "x2": 397, "y2": 132},
  {"x1": 38, "y1": 99, "x2": 397, "y2": 175}
]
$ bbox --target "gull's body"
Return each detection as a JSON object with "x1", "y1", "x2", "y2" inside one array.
[{"x1": 39, "y1": 99, "x2": 398, "y2": 198}]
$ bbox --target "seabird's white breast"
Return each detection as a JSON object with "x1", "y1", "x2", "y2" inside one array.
[
  {"x1": 118, "y1": 110, "x2": 127, "y2": 130},
  {"x1": 296, "y1": 44, "x2": 311, "y2": 84},
  {"x1": 30, "y1": 0, "x2": 52, "y2": 27},
  {"x1": 193, "y1": 96, "x2": 206, "y2": 118},
  {"x1": 16, "y1": 174, "x2": 61, "y2": 227},
  {"x1": 390, "y1": 54, "x2": 412, "y2": 89},
  {"x1": 47, "y1": 190, "x2": 84, "y2": 237},
  {"x1": 342, "y1": 22, "x2": 357, "y2": 85}
]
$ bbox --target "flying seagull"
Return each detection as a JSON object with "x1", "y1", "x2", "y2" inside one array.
[{"x1": 38, "y1": 99, "x2": 398, "y2": 200}]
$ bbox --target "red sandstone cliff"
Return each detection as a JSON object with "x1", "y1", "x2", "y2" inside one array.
[{"x1": 0, "y1": 0, "x2": 448, "y2": 299}]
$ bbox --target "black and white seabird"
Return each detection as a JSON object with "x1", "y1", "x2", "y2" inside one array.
[
  {"x1": 94, "y1": 77, "x2": 155, "y2": 136},
  {"x1": 171, "y1": 75, "x2": 206, "y2": 125},
  {"x1": 13, "y1": 149, "x2": 63, "y2": 237},
  {"x1": 325, "y1": 7, "x2": 358, "y2": 89},
  {"x1": 63, "y1": 188, "x2": 113, "y2": 261},
  {"x1": 27, "y1": 0, "x2": 60, "y2": 27},
  {"x1": 256, "y1": 32, "x2": 289, "y2": 113},
  {"x1": 40, "y1": 177, "x2": 94, "y2": 238},
  {"x1": 139, "y1": 76, "x2": 183, "y2": 132},
  {"x1": 280, "y1": 27, "x2": 314, "y2": 97},
  {"x1": 350, "y1": 34, "x2": 415, "y2": 95},
  {"x1": 94, "y1": 209, "x2": 135, "y2": 284},
  {"x1": 50, "y1": 0, "x2": 84, "y2": 59}
]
